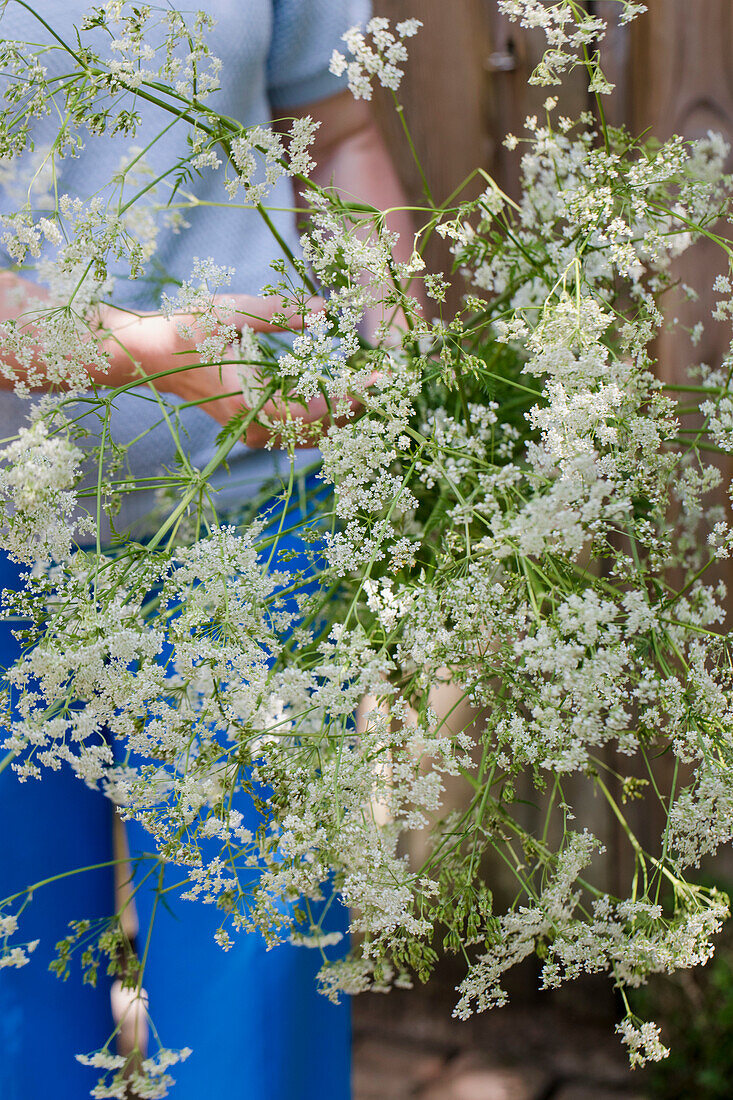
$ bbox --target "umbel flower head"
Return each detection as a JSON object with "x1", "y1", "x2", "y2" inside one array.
[{"x1": 1, "y1": 1, "x2": 733, "y2": 1088}]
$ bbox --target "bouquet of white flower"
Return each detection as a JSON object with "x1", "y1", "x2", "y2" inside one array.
[{"x1": 2, "y1": 0, "x2": 733, "y2": 1091}]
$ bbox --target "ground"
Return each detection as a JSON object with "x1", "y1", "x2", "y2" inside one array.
[{"x1": 352, "y1": 983, "x2": 649, "y2": 1100}]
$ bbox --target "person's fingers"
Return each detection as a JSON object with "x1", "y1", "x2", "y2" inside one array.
[{"x1": 213, "y1": 293, "x2": 326, "y2": 332}]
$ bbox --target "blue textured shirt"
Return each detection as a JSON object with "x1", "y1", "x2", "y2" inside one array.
[{"x1": 0, "y1": 0, "x2": 370, "y2": 532}]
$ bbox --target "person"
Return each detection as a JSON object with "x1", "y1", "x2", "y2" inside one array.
[{"x1": 0, "y1": 2, "x2": 419, "y2": 1096}]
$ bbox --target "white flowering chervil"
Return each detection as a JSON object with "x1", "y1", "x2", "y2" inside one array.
[
  {"x1": 3, "y1": 1, "x2": 733, "y2": 1090},
  {"x1": 329, "y1": 16, "x2": 424, "y2": 100}
]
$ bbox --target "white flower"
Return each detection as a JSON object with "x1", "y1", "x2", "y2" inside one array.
[
  {"x1": 617, "y1": 1018, "x2": 669, "y2": 1068},
  {"x1": 330, "y1": 17, "x2": 422, "y2": 101}
]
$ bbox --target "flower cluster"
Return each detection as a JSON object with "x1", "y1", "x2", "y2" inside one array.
[
  {"x1": 0, "y1": 417, "x2": 93, "y2": 564},
  {"x1": 94, "y1": 5, "x2": 222, "y2": 101},
  {"x1": 3, "y1": 4, "x2": 733, "y2": 1089},
  {"x1": 329, "y1": 16, "x2": 423, "y2": 101},
  {"x1": 0, "y1": 911, "x2": 39, "y2": 970},
  {"x1": 226, "y1": 116, "x2": 320, "y2": 206},
  {"x1": 498, "y1": 1, "x2": 647, "y2": 87},
  {"x1": 616, "y1": 1018, "x2": 670, "y2": 1069},
  {"x1": 77, "y1": 1044, "x2": 192, "y2": 1100}
]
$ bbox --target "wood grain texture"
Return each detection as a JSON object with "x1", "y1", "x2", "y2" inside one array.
[
  {"x1": 629, "y1": 0, "x2": 733, "y2": 386},
  {"x1": 371, "y1": 0, "x2": 492, "y2": 313},
  {"x1": 364, "y1": 1, "x2": 733, "y2": 932},
  {"x1": 483, "y1": 1, "x2": 590, "y2": 197}
]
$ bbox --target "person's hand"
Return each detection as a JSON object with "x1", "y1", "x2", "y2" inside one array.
[
  {"x1": 175, "y1": 357, "x2": 344, "y2": 448},
  {"x1": 98, "y1": 294, "x2": 339, "y2": 448},
  {"x1": 99, "y1": 292, "x2": 308, "y2": 389},
  {"x1": 0, "y1": 273, "x2": 369, "y2": 448}
]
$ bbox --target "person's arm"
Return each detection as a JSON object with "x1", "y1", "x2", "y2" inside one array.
[
  {"x1": 278, "y1": 90, "x2": 427, "y2": 341},
  {"x1": 0, "y1": 272, "x2": 301, "y2": 386},
  {"x1": 0, "y1": 96, "x2": 419, "y2": 441},
  {"x1": 0, "y1": 271, "x2": 325, "y2": 446}
]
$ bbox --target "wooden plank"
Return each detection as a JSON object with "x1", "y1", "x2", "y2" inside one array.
[
  {"x1": 371, "y1": 1, "x2": 492, "y2": 314},
  {"x1": 610, "y1": 3, "x2": 733, "y2": 888},
  {"x1": 629, "y1": 1, "x2": 733, "y2": 385},
  {"x1": 372, "y1": 0, "x2": 491, "y2": 206},
  {"x1": 483, "y1": 1, "x2": 590, "y2": 197},
  {"x1": 371, "y1": 4, "x2": 621, "y2": 916},
  {"x1": 594, "y1": 1, "x2": 631, "y2": 129},
  {"x1": 370, "y1": 2, "x2": 593, "y2": 306},
  {"x1": 367, "y1": 2, "x2": 733, "y2": 915}
]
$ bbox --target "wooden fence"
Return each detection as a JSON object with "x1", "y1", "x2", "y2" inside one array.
[
  {"x1": 374, "y1": 1, "x2": 733, "y2": 326},
  {"x1": 370, "y1": 1, "x2": 733, "y2": 963}
]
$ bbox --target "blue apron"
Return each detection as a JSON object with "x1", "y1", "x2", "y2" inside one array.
[{"x1": 0, "y1": 474, "x2": 350, "y2": 1099}]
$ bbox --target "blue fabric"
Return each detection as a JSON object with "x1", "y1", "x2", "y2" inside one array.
[
  {"x1": 123, "y1": 473, "x2": 350, "y2": 1098},
  {"x1": 123, "y1": 854, "x2": 350, "y2": 1098},
  {"x1": 0, "y1": 476, "x2": 351, "y2": 1099},
  {"x1": 268, "y1": 0, "x2": 363, "y2": 108},
  {"x1": 0, "y1": 3, "x2": 369, "y2": 1089},
  {"x1": 0, "y1": 552, "x2": 117, "y2": 1100}
]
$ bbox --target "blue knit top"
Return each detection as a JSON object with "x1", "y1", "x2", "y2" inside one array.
[{"x1": 0, "y1": 0, "x2": 370, "y2": 532}]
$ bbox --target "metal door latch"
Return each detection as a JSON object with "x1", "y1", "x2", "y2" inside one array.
[{"x1": 485, "y1": 50, "x2": 516, "y2": 72}]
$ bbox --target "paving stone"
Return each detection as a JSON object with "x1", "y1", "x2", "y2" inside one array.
[
  {"x1": 353, "y1": 1036, "x2": 446, "y2": 1099},
  {"x1": 548, "y1": 1046, "x2": 635, "y2": 1087},
  {"x1": 418, "y1": 1054, "x2": 551, "y2": 1100},
  {"x1": 352, "y1": 989, "x2": 643, "y2": 1100},
  {"x1": 553, "y1": 1087, "x2": 648, "y2": 1100}
]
